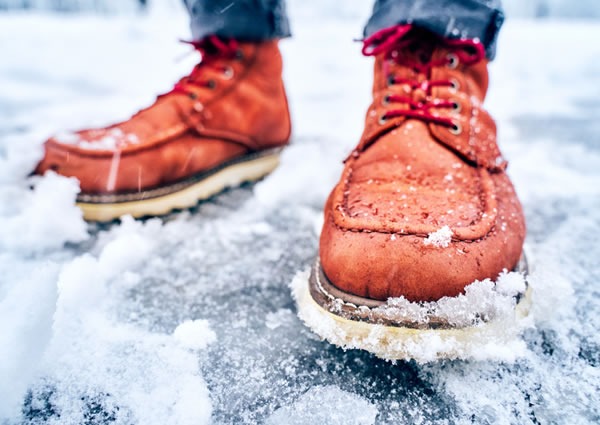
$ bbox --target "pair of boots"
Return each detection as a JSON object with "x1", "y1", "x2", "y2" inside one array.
[{"x1": 36, "y1": 26, "x2": 527, "y2": 359}]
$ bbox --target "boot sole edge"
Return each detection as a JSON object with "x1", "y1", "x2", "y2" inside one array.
[
  {"x1": 76, "y1": 148, "x2": 281, "y2": 222},
  {"x1": 292, "y1": 254, "x2": 532, "y2": 361}
]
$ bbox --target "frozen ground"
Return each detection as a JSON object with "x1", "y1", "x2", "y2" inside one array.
[{"x1": 1, "y1": 2, "x2": 599, "y2": 424}]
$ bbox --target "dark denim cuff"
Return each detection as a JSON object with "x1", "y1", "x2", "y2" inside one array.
[
  {"x1": 364, "y1": 0, "x2": 504, "y2": 59},
  {"x1": 185, "y1": 0, "x2": 291, "y2": 41}
]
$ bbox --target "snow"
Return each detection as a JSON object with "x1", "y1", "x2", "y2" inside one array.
[
  {"x1": 291, "y1": 269, "x2": 531, "y2": 363},
  {"x1": 1, "y1": 1, "x2": 600, "y2": 424},
  {"x1": 386, "y1": 271, "x2": 528, "y2": 328},
  {"x1": 64, "y1": 128, "x2": 142, "y2": 151},
  {"x1": 0, "y1": 171, "x2": 88, "y2": 252},
  {"x1": 265, "y1": 308, "x2": 296, "y2": 330},
  {"x1": 174, "y1": 319, "x2": 217, "y2": 350},
  {"x1": 0, "y1": 218, "x2": 213, "y2": 424},
  {"x1": 266, "y1": 385, "x2": 378, "y2": 425},
  {"x1": 423, "y1": 225, "x2": 453, "y2": 248},
  {"x1": 54, "y1": 130, "x2": 80, "y2": 144},
  {"x1": 0, "y1": 262, "x2": 60, "y2": 418},
  {"x1": 496, "y1": 269, "x2": 528, "y2": 296}
]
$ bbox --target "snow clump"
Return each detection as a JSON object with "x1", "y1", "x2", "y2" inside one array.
[
  {"x1": 174, "y1": 319, "x2": 217, "y2": 350},
  {"x1": 423, "y1": 225, "x2": 453, "y2": 248}
]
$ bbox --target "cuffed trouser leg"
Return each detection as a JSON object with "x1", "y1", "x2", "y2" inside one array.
[
  {"x1": 183, "y1": 0, "x2": 291, "y2": 41},
  {"x1": 364, "y1": 0, "x2": 504, "y2": 59}
]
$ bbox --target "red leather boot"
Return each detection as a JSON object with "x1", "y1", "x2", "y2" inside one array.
[
  {"x1": 294, "y1": 26, "x2": 529, "y2": 361},
  {"x1": 36, "y1": 37, "x2": 291, "y2": 221}
]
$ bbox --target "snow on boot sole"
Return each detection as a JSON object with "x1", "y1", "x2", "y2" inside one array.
[
  {"x1": 76, "y1": 148, "x2": 281, "y2": 222},
  {"x1": 291, "y1": 254, "x2": 532, "y2": 362}
]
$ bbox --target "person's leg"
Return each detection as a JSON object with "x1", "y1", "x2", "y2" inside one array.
[
  {"x1": 183, "y1": 0, "x2": 291, "y2": 41},
  {"x1": 364, "y1": 0, "x2": 503, "y2": 59}
]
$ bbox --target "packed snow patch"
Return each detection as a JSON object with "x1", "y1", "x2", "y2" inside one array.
[
  {"x1": 266, "y1": 385, "x2": 378, "y2": 425},
  {"x1": 423, "y1": 225, "x2": 453, "y2": 248}
]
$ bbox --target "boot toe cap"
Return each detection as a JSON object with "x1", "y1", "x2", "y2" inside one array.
[{"x1": 319, "y1": 209, "x2": 524, "y2": 302}]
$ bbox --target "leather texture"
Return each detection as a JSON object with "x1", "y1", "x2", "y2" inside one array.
[
  {"x1": 319, "y1": 41, "x2": 525, "y2": 302},
  {"x1": 36, "y1": 40, "x2": 291, "y2": 194}
]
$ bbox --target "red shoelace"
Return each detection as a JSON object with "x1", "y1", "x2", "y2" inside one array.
[
  {"x1": 167, "y1": 35, "x2": 240, "y2": 98},
  {"x1": 362, "y1": 25, "x2": 485, "y2": 130}
]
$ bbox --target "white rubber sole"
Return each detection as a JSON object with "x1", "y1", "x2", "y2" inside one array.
[
  {"x1": 291, "y1": 268, "x2": 533, "y2": 363},
  {"x1": 77, "y1": 151, "x2": 280, "y2": 222}
]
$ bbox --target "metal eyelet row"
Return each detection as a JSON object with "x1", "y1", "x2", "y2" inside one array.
[
  {"x1": 376, "y1": 53, "x2": 463, "y2": 133},
  {"x1": 450, "y1": 78, "x2": 460, "y2": 92},
  {"x1": 447, "y1": 53, "x2": 459, "y2": 69},
  {"x1": 449, "y1": 122, "x2": 462, "y2": 135},
  {"x1": 377, "y1": 114, "x2": 462, "y2": 135},
  {"x1": 222, "y1": 66, "x2": 234, "y2": 80}
]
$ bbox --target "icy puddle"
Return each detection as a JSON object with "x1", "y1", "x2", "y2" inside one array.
[{"x1": 1, "y1": 4, "x2": 600, "y2": 425}]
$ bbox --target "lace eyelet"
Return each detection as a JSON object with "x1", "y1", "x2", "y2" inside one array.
[
  {"x1": 235, "y1": 50, "x2": 244, "y2": 60},
  {"x1": 450, "y1": 78, "x2": 460, "y2": 93},
  {"x1": 451, "y1": 100, "x2": 461, "y2": 113},
  {"x1": 188, "y1": 93, "x2": 197, "y2": 100},
  {"x1": 207, "y1": 79, "x2": 216, "y2": 89},
  {"x1": 378, "y1": 115, "x2": 388, "y2": 125},
  {"x1": 447, "y1": 53, "x2": 459, "y2": 69},
  {"x1": 387, "y1": 75, "x2": 395, "y2": 87},
  {"x1": 382, "y1": 95, "x2": 390, "y2": 106},
  {"x1": 222, "y1": 66, "x2": 234, "y2": 80},
  {"x1": 449, "y1": 122, "x2": 462, "y2": 135}
]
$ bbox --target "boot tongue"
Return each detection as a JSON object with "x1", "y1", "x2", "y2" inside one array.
[{"x1": 406, "y1": 29, "x2": 436, "y2": 63}]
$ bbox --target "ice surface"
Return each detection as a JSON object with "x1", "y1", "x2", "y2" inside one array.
[
  {"x1": 266, "y1": 385, "x2": 378, "y2": 425},
  {"x1": 1, "y1": 1, "x2": 600, "y2": 424}
]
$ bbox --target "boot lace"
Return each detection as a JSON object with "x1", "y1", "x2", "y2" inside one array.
[
  {"x1": 362, "y1": 25, "x2": 485, "y2": 131},
  {"x1": 166, "y1": 35, "x2": 240, "y2": 98}
]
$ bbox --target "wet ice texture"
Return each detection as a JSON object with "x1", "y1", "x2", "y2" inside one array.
[
  {"x1": 266, "y1": 385, "x2": 378, "y2": 425},
  {"x1": 1, "y1": 2, "x2": 600, "y2": 425}
]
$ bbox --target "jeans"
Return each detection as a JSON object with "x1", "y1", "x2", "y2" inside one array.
[{"x1": 183, "y1": 0, "x2": 503, "y2": 59}]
